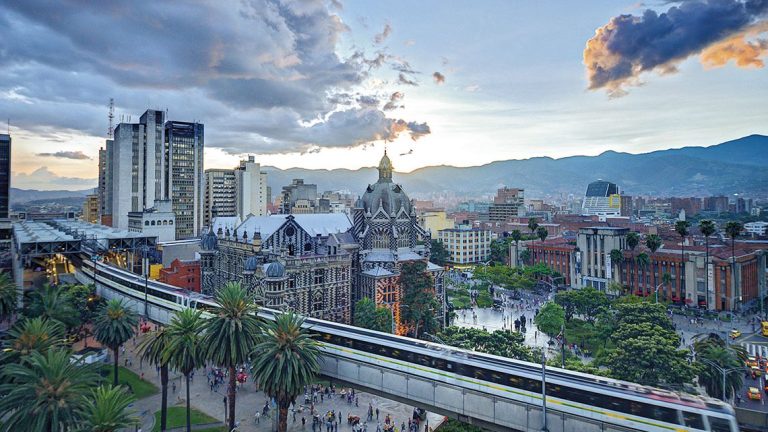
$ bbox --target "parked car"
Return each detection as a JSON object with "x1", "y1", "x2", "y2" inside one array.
[{"x1": 729, "y1": 329, "x2": 742, "y2": 339}]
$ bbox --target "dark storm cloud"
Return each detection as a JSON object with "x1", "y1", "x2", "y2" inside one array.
[
  {"x1": 0, "y1": 0, "x2": 432, "y2": 154},
  {"x1": 584, "y1": 0, "x2": 768, "y2": 95},
  {"x1": 37, "y1": 151, "x2": 91, "y2": 160}
]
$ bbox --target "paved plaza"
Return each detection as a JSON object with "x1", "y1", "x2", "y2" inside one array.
[{"x1": 121, "y1": 329, "x2": 445, "y2": 432}]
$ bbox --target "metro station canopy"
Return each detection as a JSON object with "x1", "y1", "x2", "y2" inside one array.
[{"x1": 13, "y1": 219, "x2": 156, "y2": 257}]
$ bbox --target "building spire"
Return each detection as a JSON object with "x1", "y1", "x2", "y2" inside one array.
[{"x1": 378, "y1": 148, "x2": 393, "y2": 182}]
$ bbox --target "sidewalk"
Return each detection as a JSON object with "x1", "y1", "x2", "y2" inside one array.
[{"x1": 120, "y1": 329, "x2": 446, "y2": 432}]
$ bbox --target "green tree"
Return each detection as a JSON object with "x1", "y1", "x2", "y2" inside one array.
[
  {"x1": 645, "y1": 234, "x2": 662, "y2": 290},
  {"x1": 674, "y1": 220, "x2": 691, "y2": 291},
  {"x1": 527, "y1": 218, "x2": 539, "y2": 238},
  {"x1": 554, "y1": 290, "x2": 578, "y2": 321},
  {"x1": 137, "y1": 327, "x2": 171, "y2": 431},
  {"x1": 354, "y1": 297, "x2": 393, "y2": 333},
  {"x1": 164, "y1": 309, "x2": 206, "y2": 432},
  {"x1": 399, "y1": 261, "x2": 440, "y2": 339},
  {"x1": 203, "y1": 282, "x2": 261, "y2": 432},
  {"x1": 250, "y1": 312, "x2": 321, "y2": 432},
  {"x1": 24, "y1": 284, "x2": 80, "y2": 330},
  {"x1": 93, "y1": 299, "x2": 137, "y2": 387},
  {"x1": 429, "y1": 239, "x2": 449, "y2": 266},
  {"x1": 699, "y1": 220, "x2": 717, "y2": 303},
  {"x1": 66, "y1": 284, "x2": 101, "y2": 326},
  {"x1": 519, "y1": 249, "x2": 531, "y2": 265},
  {"x1": 610, "y1": 249, "x2": 623, "y2": 284},
  {"x1": 510, "y1": 230, "x2": 522, "y2": 267},
  {"x1": 0, "y1": 349, "x2": 101, "y2": 431},
  {"x1": 614, "y1": 302, "x2": 675, "y2": 331},
  {"x1": 534, "y1": 302, "x2": 565, "y2": 336},
  {"x1": 489, "y1": 237, "x2": 512, "y2": 265},
  {"x1": 725, "y1": 221, "x2": 743, "y2": 311},
  {"x1": 636, "y1": 252, "x2": 650, "y2": 294},
  {"x1": 695, "y1": 344, "x2": 744, "y2": 400},
  {"x1": 574, "y1": 286, "x2": 609, "y2": 323},
  {"x1": 77, "y1": 385, "x2": 139, "y2": 432},
  {"x1": 626, "y1": 232, "x2": 640, "y2": 292},
  {"x1": 0, "y1": 272, "x2": 16, "y2": 322},
  {"x1": 437, "y1": 326, "x2": 537, "y2": 362},
  {"x1": 4, "y1": 317, "x2": 65, "y2": 361}
]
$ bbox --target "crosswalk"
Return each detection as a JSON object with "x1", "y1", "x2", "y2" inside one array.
[{"x1": 739, "y1": 342, "x2": 768, "y2": 358}]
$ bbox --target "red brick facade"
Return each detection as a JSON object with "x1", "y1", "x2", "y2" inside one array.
[{"x1": 159, "y1": 259, "x2": 201, "y2": 293}]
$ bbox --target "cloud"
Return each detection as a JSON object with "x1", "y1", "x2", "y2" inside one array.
[
  {"x1": 383, "y1": 91, "x2": 404, "y2": 111},
  {"x1": 403, "y1": 40, "x2": 416, "y2": 46},
  {"x1": 432, "y1": 71, "x2": 445, "y2": 84},
  {"x1": 398, "y1": 73, "x2": 418, "y2": 86},
  {"x1": 374, "y1": 23, "x2": 392, "y2": 44},
  {"x1": 13, "y1": 167, "x2": 96, "y2": 190},
  {"x1": 37, "y1": 151, "x2": 91, "y2": 160},
  {"x1": 464, "y1": 84, "x2": 481, "y2": 92},
  {"x1": 0, "y1": 0, "x2": 432, "y2": 156},
  {"x1": 584, "y1": 0, "x2": 768, "y2": 96},
  {"x1": 701, "y1": 22, "x2": 768, "y2": 68}
]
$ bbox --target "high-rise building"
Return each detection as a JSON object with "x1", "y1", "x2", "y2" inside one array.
[
  {"x1": 204, "y1": 169, "x2": 237, "y2": 227},
  {"x1": 108, "y1": 110, "x2": 165, "y2": 229},
  {"x1": 488, "y1": 187, "x2": 524, "y2": 222},
  {"x1": 0, "y1": 134, "x2": 10, "y2": 220},
  {"x1": 164, "y1": 121, "x2": 204, "y2": 239},
  {"x1": 703, "y1": 196, "x2": 729, "y2": 213},
  {"x1": 581, "y1": 180, "x2": 621, "y2": 218},
  {"x1": 97, "y1": 145, "x2": 112, "y2": 225},
  {"x1": 280, "y1": 179, "x2": 318, "y2": 214},
  {"x1": 235, "y1": 155, "x2": 268, "y2": 218}
]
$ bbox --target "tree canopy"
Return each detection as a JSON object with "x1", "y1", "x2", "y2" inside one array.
[
  {"x1": 399, "y1": 261, "x2": 440, "y2": 339},
  {"x1": 534, "y1": 302, "x2": 565, "y2": 336},
  {"x1": 354, "y1": 297, "x2": 392, "y2": 333},
  {"x1": 437, "y1": 326, "x2": 538, "y2": 362}
]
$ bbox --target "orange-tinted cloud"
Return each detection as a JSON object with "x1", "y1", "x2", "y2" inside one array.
[{"x1": 701, "y1": 23, "x2": 768, "y2": 68}]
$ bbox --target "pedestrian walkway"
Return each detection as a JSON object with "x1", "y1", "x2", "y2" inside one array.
[{"x1": 740, "y1": 342, "x2": 768, "y2": 358}]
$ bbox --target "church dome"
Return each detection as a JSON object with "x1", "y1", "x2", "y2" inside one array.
[
  {"x1": 360, "y1": 151, "x2": 412, "y2": 216},
  {"x1": 201, "y1": 230, "x2": 218, "y2": 251},
  {"x1": 244, "y1": 255, "x2": 259, "y2": 272},
  {"x1": 264, "y1": 261, "x2": 285, "y2": 278}
]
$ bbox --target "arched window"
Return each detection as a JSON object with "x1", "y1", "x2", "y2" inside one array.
[
  {"x1": 304, "y1": 242, "x2": 313, "y2": 252},
  {"x1": 151, "y1": 220, "x2": 156, "y2": 226},
  {"x1": 145, "y1": 221, "x2": 149, "y2": 226},
  {"x1": 163, "y1": 220, "x2": 168, "y2": 225}
]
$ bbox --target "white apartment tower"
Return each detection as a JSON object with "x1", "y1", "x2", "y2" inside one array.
[
  {"x1": 204, "y1": 169, "x2": 237, "y2": 227},
  {"x1": 235, "y1": 155, "x2": 268, "y2": 218}
]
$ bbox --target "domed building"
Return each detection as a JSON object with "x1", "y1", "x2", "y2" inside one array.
[{"x1": 351, "y1": 151, "x2": 445, "y2": 335}]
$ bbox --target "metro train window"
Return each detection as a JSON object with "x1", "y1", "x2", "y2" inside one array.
[
  {"x1": 682, "y1": 411, "x2": 704, "y2": 429},
  {"x1": 474, "y1": 369, "x2": 486, "y2": 380},
  {"x1": 707, "y1": 416, "x2": 732, "y2": 432}
]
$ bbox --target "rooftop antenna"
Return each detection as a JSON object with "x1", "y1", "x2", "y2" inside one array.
[{"x1": 107, "y1": 98, "x2": 115, "y2": 138}]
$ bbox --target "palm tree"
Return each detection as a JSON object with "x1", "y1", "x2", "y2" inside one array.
[
  {"x1": 78, "y1": 385, "x2": 139, "y2": 432},
  {"x1": 661, "y1": 273, "x2": 672, "y2": 302},
  {"x1": 164, "y1": 308, "x2": 206, "y2": 432},
  {"x1": 695, "y1": 344, "x2": 744, "y2": 400},
  {"x1": 93, "y1": 299, "x2": 138, "y2": 386},
  {"x1": 510, "y1": 230, "x2": 522, "y2": 267},
  {"x1": 24, "y1": 284, "x2": 79, "y2": 330},
  {"x1": 251, "y1": 312, "x2": 321, "y2": 432},
  {"x1": 699, "y1": 220, "x2": 716, "y2": 307},
  {"x1": 674, "y1": 220, "x2": 691, "y2": 299},
  {"x1": 724, "y1": 221, "x2": 743, "y2": 313},
  {"x1": 137, "y1": 327, "x2": 171, "y2": 431},
  {"x1": 610, "y1": 249, "x2": 623, "y2": 286},
  {"x1": 203, "y1": 282, "x2": 261, "y2": 431},
  {"x1": 0, "y1": 272, "x2": 17, "y2": 323},
  {"x1": 527, "y1": 217, "x2": 539, "y2": 237},
  {"x1": 626, "y1": 232, "x2": 640, "y2": 293},
  {"x1": 0, "y1": 348, "x2": 101, "y2": 431},
  {"x1": 636, "y1": 253, "x2": 650, "y2": 296},
  {"x1": 5, "y1": 317, "x2": 65, "y2": 358},
  {"x1": 645, "y1": 234, "x2": 662, "y2": 293}
]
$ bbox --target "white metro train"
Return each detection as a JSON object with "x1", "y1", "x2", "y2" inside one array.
[{"x1": 75, "y1": 257, "x2": 738, "y2": 432}]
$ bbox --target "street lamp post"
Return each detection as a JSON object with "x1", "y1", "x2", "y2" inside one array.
[
  {"x1": 699, "y1": 358, "x2": 744, "y2": 402},
  {"x1": 654, "y1": 283, "x2": 664, "y2": 304}
]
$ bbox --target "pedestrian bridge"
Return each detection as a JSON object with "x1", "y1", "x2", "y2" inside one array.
[{"x1": 73, "y1": 258, "x2": 739, "y2": 432}]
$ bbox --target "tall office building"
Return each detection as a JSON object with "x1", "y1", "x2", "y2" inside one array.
[
  {"x1": 82, "y1": 194, "x2": 99, "y2": 223},
  {"x1": 581, "y1": 180, "x2": 621, "y2": 217},
  {"x1": 280, "y1": 179, "x2": 318, "y2": 214},
  {"x1": 165, "y1": 121, "x2": 204, "y2": 239},
  {"x1": 235, "y1": 156, "x2": 268, "y2": 218},
  {"x1": 488, "y1": 187, "x2": 524, "y2": 222},
  {"x1": 204, "y1": 169, "x2": 237, "y2": 227},
  {"x1": 0, "y1": 134, "x2": 10, "y2": 219},
  {"x1": 97, "y1": 144, "x2": 112, "y2": 225},
  {"x1": 108, "y1": 110, "x2": 165, "y2": 229}
]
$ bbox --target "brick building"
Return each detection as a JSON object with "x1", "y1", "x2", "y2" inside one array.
[{"x1": 159, "y1": 259, "x2": 201, "y2": 292}]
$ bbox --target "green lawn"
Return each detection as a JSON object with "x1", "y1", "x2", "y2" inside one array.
[
  {"x1": 153, "y1": 406, "x2": 221, "y2": 432},
  {"x1": 102, "y1": 365, "x2": 159, "y2": 399}
]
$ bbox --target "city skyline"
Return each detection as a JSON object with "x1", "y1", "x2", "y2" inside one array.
[{"x1": 3, "y1": 0, "x2": 767, "y2": 191}]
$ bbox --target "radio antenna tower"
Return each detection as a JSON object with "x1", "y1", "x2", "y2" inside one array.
[{"x1": 107, "y1": 98, "x2": 115, "y2": 138}]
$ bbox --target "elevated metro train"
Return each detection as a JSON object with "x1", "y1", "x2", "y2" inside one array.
[{"x1": 74, "y1": 257, "x2": 738, "y2": 432}]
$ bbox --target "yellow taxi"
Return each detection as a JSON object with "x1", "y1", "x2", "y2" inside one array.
[
  {"x1": 747, "y1": 387, "x2": 762, "y2": 401},
  {"x1": 729, "y1": 329, "x2": 741, "y2": 339},
  {"x1": 751, "y1": 366, "x2": 763, "y2": 377},
  {"x1": 746, "y1": 356, "x2": 758, "y2": 368}
]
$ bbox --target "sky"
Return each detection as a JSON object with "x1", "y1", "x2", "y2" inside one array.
[{"x1": 2, "y1": 0, "x2": 767, "y2": 190}]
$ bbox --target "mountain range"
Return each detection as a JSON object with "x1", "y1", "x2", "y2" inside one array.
[
  {"x1": 10, "y1": 134, "x2": 767, "y2": 205},
  {"x1": 262, "y1": 134, "x2": 768, "y2": 198}
]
